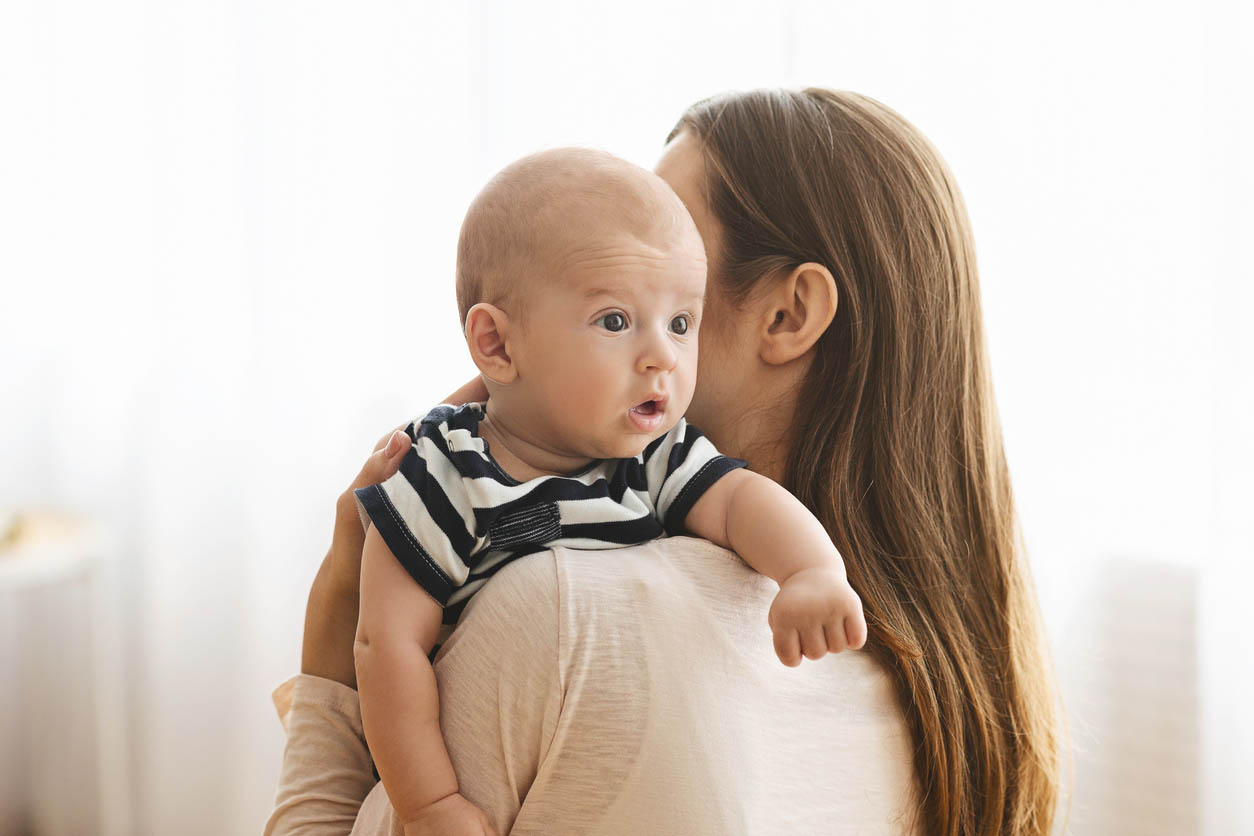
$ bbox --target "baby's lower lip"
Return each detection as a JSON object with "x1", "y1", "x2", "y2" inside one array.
[{"x1": 628, "y1": 401, "x2": 665, "y2": 431}]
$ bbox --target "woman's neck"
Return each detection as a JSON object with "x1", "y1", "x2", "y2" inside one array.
[
  {"x1": 711, "y1": 356, "x2": 815, "y2": 485},
  {"x1": 714, "y1": 406, "x2": 790, "y2": 484}
]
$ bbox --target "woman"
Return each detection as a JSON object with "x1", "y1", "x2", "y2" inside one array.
[{"x1": 267, "y1": 88, "x2": 1062, "y2": 835}]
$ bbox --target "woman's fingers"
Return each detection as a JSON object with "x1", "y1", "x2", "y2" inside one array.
[
  {"x1": 332, "y1": 427, "x2": 411, "y2": 561},
  {"x1": 372, "y1": 422, "x2": 410, "y2": 454},
  {"x1": 352, "y1": 429, "x2": 410, "y2": 493}
]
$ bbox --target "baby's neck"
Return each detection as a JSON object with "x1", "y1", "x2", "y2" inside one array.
[{"x1": 478, "y1": 411, "x2": 593, "y2": 482}]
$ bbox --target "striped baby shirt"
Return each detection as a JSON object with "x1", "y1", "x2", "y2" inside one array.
[{"x1": 354, "y1": 402, "x2": 747, "y2": 649}]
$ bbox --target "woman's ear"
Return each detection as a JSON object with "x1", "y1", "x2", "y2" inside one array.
[
  {"x1": 464, "y1": 303, "x2": 518, "y2": 384},
  {"x1": 758, "y1": 262, "x2": 838, "y2": 366}
]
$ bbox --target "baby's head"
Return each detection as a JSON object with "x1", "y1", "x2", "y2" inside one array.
[{"x1": 456, "y1": 148, "x2": 707, "y2": 461}]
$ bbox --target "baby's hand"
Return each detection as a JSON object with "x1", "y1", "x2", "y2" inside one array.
[
  {"x1": 403, "y1": 792, "x2": 498, "y2": 836},
  {"x1": 767, "y1": 566, "x2": 867, "y2": 667}
]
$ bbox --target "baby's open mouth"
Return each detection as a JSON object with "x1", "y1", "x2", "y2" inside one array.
[{"x1": 628, "y1": 397, "x2": 667, "y2": 431}]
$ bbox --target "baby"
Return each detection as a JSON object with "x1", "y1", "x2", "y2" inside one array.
[{"x1": 353, "y1": 148, "x2": 867, "y2": 833}]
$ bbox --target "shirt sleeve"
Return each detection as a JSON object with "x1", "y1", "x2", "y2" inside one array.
[
  {"x1": 353, "y1": 414, "x2": 478, "y2": 606},
  {"x1": 640, "y1": 418, "x2": 747, "y2": 536},
  {"x1": 263, "y1": 675, "x2": 377, "y2": 836},
  {"x1": 263, "y1": 548, "x2": 561, "y2": 836}
]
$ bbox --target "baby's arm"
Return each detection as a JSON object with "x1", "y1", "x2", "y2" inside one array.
[
  {"x1": 684, "y1": 469, "x2": 867, "y2": 665},
  {"x1": 355, "y1": 525, "x2": 494, "y2": 834}
]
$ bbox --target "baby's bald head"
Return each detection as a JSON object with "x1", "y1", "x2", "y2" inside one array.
[{"x1": 456, "y1": 148, "x2": 703, "y2": 325}]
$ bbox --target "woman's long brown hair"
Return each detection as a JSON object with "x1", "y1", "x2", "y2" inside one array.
[{"x1": 671, "y1": 89, "x2": 1063, "y2": 835}]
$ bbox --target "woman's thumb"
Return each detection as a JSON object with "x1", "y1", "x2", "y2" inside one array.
[{"x1": 383, "y1": 430, "x2": 406, "y2": 457}]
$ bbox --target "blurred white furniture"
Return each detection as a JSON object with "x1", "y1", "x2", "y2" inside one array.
[{"x1": 0, "y1": 513, "x2": 130, "y2": 836}]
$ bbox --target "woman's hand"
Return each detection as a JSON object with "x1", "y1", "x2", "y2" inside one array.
[
  {"x1": 299, "y1": 375, "x2": 488, "y2": 688},
  {"x1": 302, "y1": 427, "x2": 411, "y2": 687}
]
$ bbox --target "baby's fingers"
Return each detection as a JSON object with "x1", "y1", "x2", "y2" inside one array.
[
  {"x1": 822, "y1": 622, "x2": 847, "y2": 655},
  {"x1": 773, "y1": 627, "x2": 802, "y2": 667},
  {"x1": 800, "y1": 625, "x2": 829, "y2": 661},
  {"x1": 844, "y1": 610, "x2": 868, "y2": 650}
]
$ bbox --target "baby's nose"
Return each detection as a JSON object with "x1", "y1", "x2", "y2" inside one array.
[{"x1": 638, "y1": 331, "x2": 678, "y2": 372}]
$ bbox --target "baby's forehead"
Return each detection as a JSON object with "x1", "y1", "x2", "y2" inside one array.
[{"x1": 542, "y1": 231, "x2": 708, "y2": 299}]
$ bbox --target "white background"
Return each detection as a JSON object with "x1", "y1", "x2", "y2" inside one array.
[{"x1": 1, "y1": 1, "x2": 1250, "y2": 834}]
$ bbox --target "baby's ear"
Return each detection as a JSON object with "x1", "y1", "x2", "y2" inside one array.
[{"x1": 464, "y1": 303, "x2": 518, "y2": 384}]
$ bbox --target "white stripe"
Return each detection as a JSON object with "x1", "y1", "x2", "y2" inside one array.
[
  {"x1": 656, "y1": 433, "x2": 719, "y2": 520},
  {"x1": 463, "y1": 473, "x2": 532, "y2": 510},
  {"x1": 378, "y1": 469, "x2": 471, "y2": 585},
  {"x1": 415, "y1": 435, "x2": 484, "y2": 550},
  {"x1": 468, "y1": 549, "x2": 519, "y2": 576},
  {"x1": 643, "y1": 420, "x2": 685, "y2": 506},
  {"x1": 547, "y1": 535, "x2": 642, "y2": 551},
  {"x1": 556, "y1": 494, "x2": 652, "y2": 525},
  {"x1": 446, "y1": 577, "x2": 488, "y2": 607}
]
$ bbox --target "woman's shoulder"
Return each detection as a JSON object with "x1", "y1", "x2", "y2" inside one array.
[
  {"x1": 553, "y1": 537, "x2": 900, "y2": 701},
  {"x1": 459, "y1": 536, "x2": 902, "y2": 708}
]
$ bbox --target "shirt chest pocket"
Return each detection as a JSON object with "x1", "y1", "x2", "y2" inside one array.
[{"x1": 487, "y1": 502, "x2": 562, "y2": 550}]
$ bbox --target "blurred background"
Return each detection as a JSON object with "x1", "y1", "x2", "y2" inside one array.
[{"x1": 1, "y1": 1, "x2": 1250, "y2": 834}]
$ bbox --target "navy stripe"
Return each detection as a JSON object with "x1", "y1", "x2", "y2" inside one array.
[
  {"x1": 444, "y1": 403, "x2": 484, "y2": 432},
  {"x1": 447, "y1": 448, "x2": 516, "y2": 483},
  {"x1": 615, "y1": 457, "x2": 649, "y2": 494},
  {"x1": 662, "y1": 455, "x2": 748, "y2": 536},
  {"x1": 355, "y1": 484, "x2": 455, "y2": 605},
  {"x1": 442, "y1": 606, "x2": 463, "y2": 624},
  {"x1": 561, "y1": 515, "x2": 664, "y2": 544},
  {"x1": 395, "y1": 447, "x2": 477, "y2": 558},
  {"x1": 663, "y1": 423, "x2": 705, "y2": 482},
  {"x1": 642, "y1": 431, "x2": 669, "y2": 462}
]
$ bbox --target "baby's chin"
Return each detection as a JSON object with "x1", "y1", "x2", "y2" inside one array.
[{"x1": 588, "y1": 424, "x2": 683, "y2": 461}]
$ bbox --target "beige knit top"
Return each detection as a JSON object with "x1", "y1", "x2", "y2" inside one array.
[{"x1": 266, "y1": 537, "x2": 920, "y2": 835}]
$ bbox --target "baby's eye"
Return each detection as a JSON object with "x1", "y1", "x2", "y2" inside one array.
[
  {"x1": 669, "y1": 315, "x2": 690, "y2": 335},
  {"x1": 597, "y1": 312, "x2": 627, "y2": 332}
]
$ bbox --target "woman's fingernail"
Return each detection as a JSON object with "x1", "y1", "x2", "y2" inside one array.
[{"x1": 386, "y1": 431, "x2": 403, "y2": 455}]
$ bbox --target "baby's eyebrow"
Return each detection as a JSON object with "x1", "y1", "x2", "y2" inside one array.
[{"x1": 582, "y1": 286, "x2": 632, "y2": 299}]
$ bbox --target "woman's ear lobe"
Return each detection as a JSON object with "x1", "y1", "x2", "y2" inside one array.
[
  {"x1": 760, "y1": 263, "x2": 838, "y2": 366},
  {"x1": 464, "y1": 303, "x2": 518, "y2": 384}
]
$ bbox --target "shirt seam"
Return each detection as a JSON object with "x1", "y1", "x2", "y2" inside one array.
[{"x1": 545, "y1": 549, "x2": 564, "y2": 767}]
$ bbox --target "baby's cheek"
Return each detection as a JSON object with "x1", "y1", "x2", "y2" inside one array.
[{"x1": 674, "y1": 356, "x2": 699, "y2": 408}]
